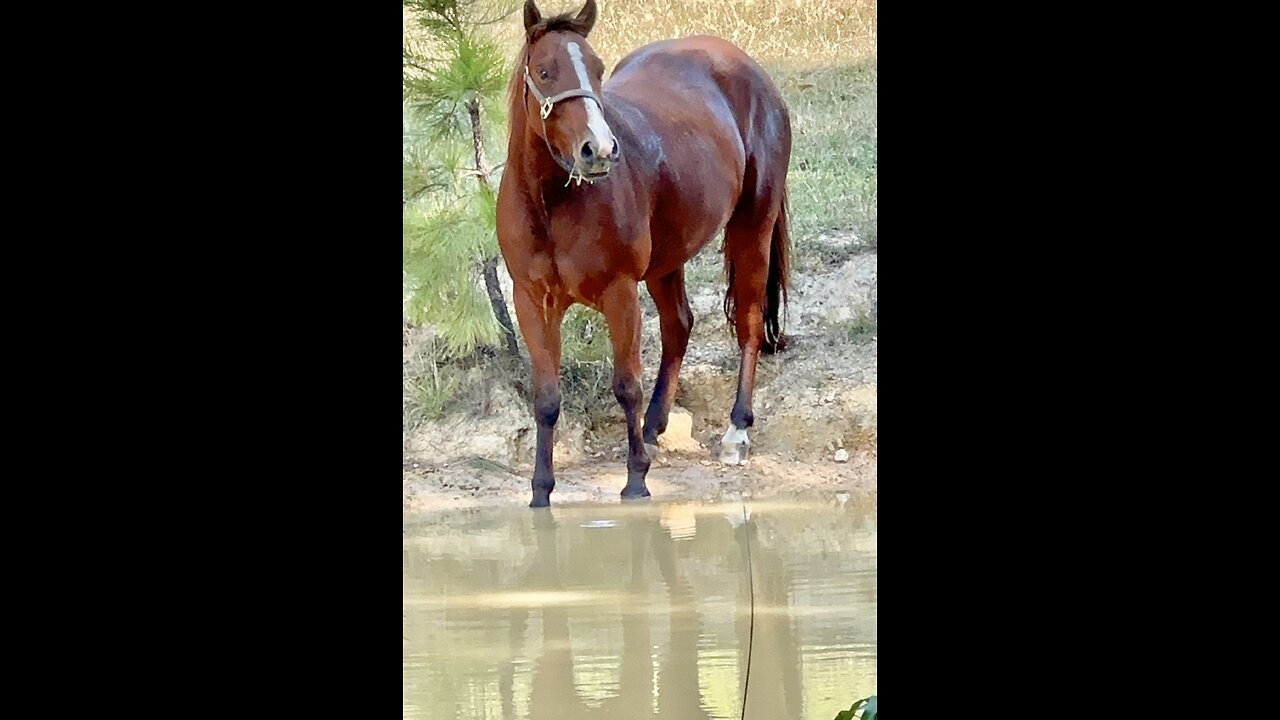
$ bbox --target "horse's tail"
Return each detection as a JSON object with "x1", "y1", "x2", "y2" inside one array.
[
  {"x1": 722, "y1": 185, "x2": 792, "y2": 354},
  {"x1": 761, "y1": 186, "x2": 792, "y2": 354}
]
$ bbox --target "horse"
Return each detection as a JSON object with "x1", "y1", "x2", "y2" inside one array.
[{"x1": 496, "y1": 0, "x2": 793, "y2": 508}]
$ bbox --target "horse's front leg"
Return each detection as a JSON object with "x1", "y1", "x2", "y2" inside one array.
[
  {"x1": 600, "y1": 280, "x2": 651, "y2": 498},
  {"x1": 513, "y1": 285, "x2": 568, "y2": 507}
]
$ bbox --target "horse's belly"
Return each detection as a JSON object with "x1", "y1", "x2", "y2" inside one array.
[{"x1": 643, "y1": 178, "x2": 738, "y2": 278}]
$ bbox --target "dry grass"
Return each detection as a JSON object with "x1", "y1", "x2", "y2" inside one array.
[{"x1": 493, "y1": 0, "x2": 875, "y2": 67}]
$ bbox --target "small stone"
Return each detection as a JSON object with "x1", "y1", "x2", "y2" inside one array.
[
  {"x1": 834, "y1": 448, "x2": 850, "y2": 463},
  {"x1": 657, "y1": 409, "x2": 702, "y2": 453}
]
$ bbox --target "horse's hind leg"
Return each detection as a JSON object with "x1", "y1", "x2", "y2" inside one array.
[
  {"x1": 600, "y1": 279, "x2": 653, "y2": 498},
  {"x1": 720, "y1": 208, "x2": 780, "y2": 465},
  {"x1": 642, "y1": 268, "x2": 693, "y2": 455}
]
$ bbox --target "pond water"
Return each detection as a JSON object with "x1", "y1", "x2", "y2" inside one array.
[{"x1": 403, "y1": 499, "x2": 876, "y2": 719}]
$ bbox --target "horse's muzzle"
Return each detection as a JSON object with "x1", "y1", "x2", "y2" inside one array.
[{"x1": 577, "y1": 135, "x2": 621, "y2": 177}]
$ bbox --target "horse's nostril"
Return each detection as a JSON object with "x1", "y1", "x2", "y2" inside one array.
[{"x1": 581, "y1": 142, "x2": 594, "y2": 160}]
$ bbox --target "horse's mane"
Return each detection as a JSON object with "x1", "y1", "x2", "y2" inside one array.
[{"x1": 505, "y1": 13, "x2": 594, "y2": 129}]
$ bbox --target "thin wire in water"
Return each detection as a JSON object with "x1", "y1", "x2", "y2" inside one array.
[{"x1": 739, "y1": 501, "x2": 755, "y2": 720}]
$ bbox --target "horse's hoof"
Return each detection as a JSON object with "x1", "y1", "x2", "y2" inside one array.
[
  {"x1": 719, "y1": 442, "x2": 750, "y2": 466},
  {"x1": 530, "y1": 495, "x2": 551, "y2": 508},
  {"x1": 644, "y1": 443, "x2": 660, "y2": 461},
  {"x1": 719, "y1": 426, "x2": 750, "y2": 465},
  {"x1": 620, "y1": 486, "x2": 651, "y2": 500}
]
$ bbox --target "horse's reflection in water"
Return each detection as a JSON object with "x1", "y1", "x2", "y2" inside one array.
[
  {"x1": 503, "y1": 510, "x2": 801, "y2": 719},
  {"x1": 733, "y1": 518, "x2": 803, "y2": 720},
  {"x1": 506, "y1": 511, "x2": 712, "y2": 719}
]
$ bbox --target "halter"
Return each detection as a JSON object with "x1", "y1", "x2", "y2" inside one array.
[
  {"x1": 525, "y1": 65, "x2": 603, "y2": 121},
  {"x1": 523, "y1": 63, "x2": 612, "y2": 185}
]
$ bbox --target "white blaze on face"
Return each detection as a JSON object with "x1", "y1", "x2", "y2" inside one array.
[{"x1": 566, "y1": 42, "x2": 613, "y2": 157}]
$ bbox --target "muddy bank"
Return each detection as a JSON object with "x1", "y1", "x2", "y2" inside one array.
[{"x1": 404, "y1": 250, "x2": 877, "y2": 510}]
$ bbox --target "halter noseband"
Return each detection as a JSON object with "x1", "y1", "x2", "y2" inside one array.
[{"x1": 523, "y1": 63, "x2": 612, "y2": 185}]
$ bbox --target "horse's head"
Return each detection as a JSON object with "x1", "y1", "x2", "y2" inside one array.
[{"x1": 520, "y1": 0, "x2": 620, "y2": 181}]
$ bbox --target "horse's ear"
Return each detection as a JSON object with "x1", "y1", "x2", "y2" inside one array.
[
  {"x1": 574, "y1": 0, "x2": 597, "y2": 36},
  {"x1": 523, "y1": 0, "x2": 541, "y2": 33}
]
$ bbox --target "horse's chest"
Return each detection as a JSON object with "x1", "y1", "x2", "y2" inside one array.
[{"x1": 546, "y1": 216, "x2": 647, "y2": 301}]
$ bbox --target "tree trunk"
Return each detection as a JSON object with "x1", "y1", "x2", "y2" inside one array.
[
  {"x1": 468, "y1": 97, "x2": 491, "y2": 185},
  {"x1": 468, "y1": 97, "x2": 519, "y2": 359},
  {"x1": 482, "y1": 256, "x2": 518, "y2": 358}
]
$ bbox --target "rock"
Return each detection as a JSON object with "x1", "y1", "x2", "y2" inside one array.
[
  {"x1": 834, "y1": 448, "x2": 850, "y2": 463},
  {"x1": 657, "y1": 408, "x2": 703, "y2": 453}
]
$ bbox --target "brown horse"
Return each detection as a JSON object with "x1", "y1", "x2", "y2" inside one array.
[{"x1": 497, "y1": 0, "x2": 793, "y2": 507}]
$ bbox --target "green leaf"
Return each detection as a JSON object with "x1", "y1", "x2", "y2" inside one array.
[{"x1": 833, "y1": 696, "x2": 875, "y2": 720}]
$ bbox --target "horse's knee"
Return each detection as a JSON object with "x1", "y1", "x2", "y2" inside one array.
[
  {"x1": 534, "y1": 385, "x2": 561, "y2": 427},
  {"x1": 613, "y1": 373, "x2": 642, "y2": 409}
]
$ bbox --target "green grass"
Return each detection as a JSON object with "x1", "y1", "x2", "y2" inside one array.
[
  {"x1": 779, "y1": 61, "x2": 877, "y2": 265},
  {"x1": 846, "y1": 311, "x2": 877, "y2": 344},
  {"x1": 402, "y1": 329, "x2": 511, "y2": 429},
  {"x1": 403, "y1": 333, "x2": 454, "y2": 428},
  {"x1": 406, "y1": 372, "x2": 458, "y2": 423},
  {"x1": 558, "y1": 305, "x2": 623, "y2": 429}
]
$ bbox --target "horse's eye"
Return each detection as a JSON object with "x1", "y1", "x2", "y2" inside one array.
[{"x1": 538, "y1": 69, "x2": 549, "y2": 80}]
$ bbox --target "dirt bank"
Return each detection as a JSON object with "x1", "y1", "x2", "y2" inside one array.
[{"x1": 404, "y1": 248, "x2": 877, "y2": 511}]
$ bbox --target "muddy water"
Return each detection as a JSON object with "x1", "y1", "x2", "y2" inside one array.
[{"x1": 403, "y1": 499, "x2": 876, "y2": 719}]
